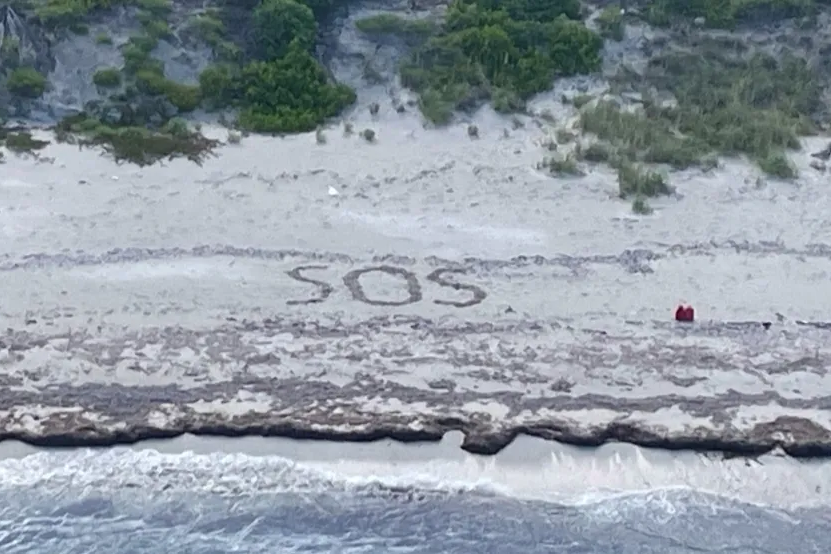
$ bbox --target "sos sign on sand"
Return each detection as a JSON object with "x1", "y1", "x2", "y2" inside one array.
[{"x1": 286, "y1": 265, "x2": 487, "y2": 308}]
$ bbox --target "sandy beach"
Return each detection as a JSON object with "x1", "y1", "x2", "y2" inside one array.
[{"x1": 1, "y1": 104, "x2": 830, "y2": 456}]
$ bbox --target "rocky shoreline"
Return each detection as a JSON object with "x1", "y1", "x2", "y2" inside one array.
[
  {"x1": 3, "y1": 306, "x2": 830, "y2": 460},
  {"x1": 3, "y1": 409, "x2": 830, "y2": 458}
]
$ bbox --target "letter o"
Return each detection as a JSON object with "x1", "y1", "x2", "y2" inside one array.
[{"x1": 343, "y1": 265, "x2": 423, "y2": 306}]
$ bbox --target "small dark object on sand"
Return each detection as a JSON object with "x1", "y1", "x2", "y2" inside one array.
[
  {"x1": 811, "y1": 142, "x2": 831, "y2": 161},
  {"x1": 675, "y1": 304, "x2": 695, "y2": 322}
]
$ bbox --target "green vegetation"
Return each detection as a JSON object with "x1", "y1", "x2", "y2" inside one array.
[
  {"x1": 1, "y1": 36, "x2": 20, "y2": 66},
  {"x1": 395, "y1": 0, "x2": 603, "y2": 124},
  {"x1": 355, "y1": 14, "x2": 438, "y2": 42},
  {"x1": 5, "y1": 132, "x2": 50, "y2": 152},
  {"x1": 35, "y1": 0, "x2": 128, "y2": 27},
  {"x1": 757, "y1": 150, "x2": 797, "y2": 178},
  {"x1": 93, "y1": 67, "x2": 122, "y2": 88},
  {"x1": 596, "y1": 5, "x2": 624, "y2": 41},
  {"x1": 234, "y1": 42, "x2": 356, "y2": 133},
  {"x1": 54, "y1": 113, "x2": 218, "y2": 166},
  {"x1": 645, "y1": 0, "x2": 816, "y2": 28},
  {"x1": 539, "y1": 153, "x2": 583, "y2": 176},
  {"x1": 617, "y1": 162, "x2": 671, "y2": 198},
  {"x1": 579, "y1": 100, "x2": 707, "y2": 169},
  {"x1": 0, "y1": 131, "x2": 51, "y2": 154},
  {"x1": 34, "y1": 0, "x2": 171, "y2": 27},
  {"x1": 5, "y1": 67, "x2": 48, "y2": 98},
  {"x1": 186, "y1": 11, "x2": 241, "y2": 61},
  {"x1": 631, "y1": 196, "x2": 653, "y2": 215},
  {"x1": 136, "y1": 0, "x2": 172, "y2": 16},
  {"x1": 577, "y1": 49, "x2": 817, "y2": 178},
  {"x1": 134, "y1": 68, "x2": 202, "y2": 111},
  {"x1": 140, "y1": 16, "x2": 172, "y2": 41},
  {"x1": 577, "y1": 141, "x2": 612, "y2": 163},
  {"x1": 194, "y1": 0, "x2": 357, "y2": 133},
  {"x1": 253, "y1": 0, "x2": 317, "y2": 59},
  {"x1": 116, "y1": 31, "x2": 202, "y2": 111},
  {"x1": 32, "y1": 0, "x2": 355, "y2": 139}
]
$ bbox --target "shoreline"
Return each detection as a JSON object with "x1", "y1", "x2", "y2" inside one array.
[
  {"x1": 3, "y1": 432, "x2": 831, "y2": 510},
  {"x1": 2, "y1": 413, "x2": 829, "y2": 459}
]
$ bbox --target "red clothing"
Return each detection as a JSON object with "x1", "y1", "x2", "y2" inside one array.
[{"x1": 675, "y1": 305, "x2": 695, "y2": 322}]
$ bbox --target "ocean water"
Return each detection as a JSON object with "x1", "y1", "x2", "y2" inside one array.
[{"x1": 0, "y1": 437, "x2": 828, "y2": 554}]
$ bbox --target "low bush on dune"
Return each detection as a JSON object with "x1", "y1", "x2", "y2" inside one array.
[
  {"x1": 396, "y1": 0, "x2": 603, "y2": 124},
  {"x1": 576, "y1": 48, "x2": 817, "y2": 179},
  {"x1": 54, "y1": 113, "x2": 219, "y2": 166}
]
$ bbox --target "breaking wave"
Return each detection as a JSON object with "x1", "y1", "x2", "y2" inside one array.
[{"x1": 0, "y1": 435, "x2": 828, "y2": 553}]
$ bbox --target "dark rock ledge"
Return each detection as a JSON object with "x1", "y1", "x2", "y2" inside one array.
[{"x1": 3, "y1": 412, "x2": 830, "y2": 459}]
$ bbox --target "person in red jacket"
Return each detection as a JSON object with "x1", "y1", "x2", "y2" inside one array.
[{"x1": 675, "y1": 304, "x2": 695, "y2": 322}]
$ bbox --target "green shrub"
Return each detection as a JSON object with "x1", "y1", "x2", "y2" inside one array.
[
  {"x1": 253, "y1": 0, "x2": 317, "y2": 60},
  {"x1": 540, "y1": 153, "x2": 583, "y2": 176},
  {"x1": 1, "y1": 36, "x2": 20, "y2": 64},
  {"x1": 4, "y1": 132, "x2": 50, "y2": 153},
  {"x1": 198, "y1": 64, "x2": 237, "y2": 108},
  {"x1": 580, "y1": 101, "x2": 707, "y2": 168},
  {"x1": 237, "y1": 42, "x2": 356, "y2": 133},
  {"x1": 35, "y1": 0, "x2": 128, "y2": 27},
  {"x1": 757, "y1": 150, "x2": 797, "y2": 178},
  {"x1": 56, "y1": 115, "x2": 219, "y2": 166},
  {"x1": 632, "y1": 196, "x2": 653, "y2": 214},
  {"x1": 581, "y1": 47, "x2": 818, "y2": 176},
  {"x1": 399, "y1": 2, "x2": 603, "y2": 124},
  {"x1": 135, "y1": 68, "x2": 201, "y2": 112},
  {"x1": 93, "y1": 67, "x2": 122, "y2": 88},
  {"x1": 141, "y1": 17, "x2": 172, "y2": 40},
  {"x1": 135, "y1": 68, "x2": 167, "y2": 94},
  {"x1": 617, "y1": 163, "x2": 671, "y2": 198},
  {"x1": 6, "y1": 67, "x2": 47, "y2": 98},
  {"x1": 648, "y1": 51, "x2": 815, "y2": 157},
  {"x1": 297, "y1": 0, "x2": 335, "y2": 18},
  {"x1": 163, "y1": 117, "x2": 190, "y2": 138},
  {"x1": 121, "y1": 35, "x2": 162, "y2": 75},
  {"x1": 460, "y1": 0, "x2": 582, "y2": 23},
  {"x1": 136, "y1": 0, "x2": 172, "y2": 16},
  {"x1": 188, "y1": 13, "x2": 225, "y2": 43},
  {"x1": 646, "y1": 0, "x2": 814, "y2": 28},
  {"x1": 163, "y1": 82, "x2": 201, "y2": 112},
  {"x1": 355, "y1": 14, "x2": 437, "y2": 42},
  {"x1": 579, "y1": 141, "x2": 613, "y2": 162},
  {"x1": 597, "y1": 5, "x2": 624, "y2": 41}
]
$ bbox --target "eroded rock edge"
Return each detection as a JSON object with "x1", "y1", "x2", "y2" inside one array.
[{"x1": 5, "y1": 412, "x2": 829, "y2": 458}]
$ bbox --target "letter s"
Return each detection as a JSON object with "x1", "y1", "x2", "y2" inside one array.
[
  {"x1": 286, "y1": 265, "x2": 334, "y2": 305},
  {"x1": 426, "y1": 268, "x2": 487, "y2": 308}
]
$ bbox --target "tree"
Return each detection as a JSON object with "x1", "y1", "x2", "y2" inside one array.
[
  {"x1": 6, "y1": 66, "x2": 47, "y2": 98},
  {"x1": 252, "y1": 0, "x2": 317, "y2": 60},
  {"x1": 238, "y1": 40, "x2": 356, "y2": 133}
]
